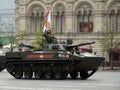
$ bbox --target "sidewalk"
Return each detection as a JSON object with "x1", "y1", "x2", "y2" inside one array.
[{"x1": 98, "y1": 66, "x2": 120, "y2": 71}]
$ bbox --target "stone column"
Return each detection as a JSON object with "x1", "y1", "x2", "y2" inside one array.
[
  {"x1": 66, "y1": 4, "x2": 73, "y2": 33},
  {"x1": 93, "y1": 1, "x2": 105, "y2": 33},
  {"x1": 19, "y1": 17, "x2": 26, "y2": 31},
  {"x1": 94, "y1": 11, "x2": 103, "y2": 32}
]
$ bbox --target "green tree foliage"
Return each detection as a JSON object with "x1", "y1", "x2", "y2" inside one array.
[
  {"x1": 15, "y1": 30, "x2": 27, "y2": 46},
  {"x1": 34, "y1": 30, "x2": 44, "y2": 50},
  {"x1": 100, "y1": 31, "x2": 120, "y2": 52},
  {"x1": 33, "y1": 21, "x2": 44, "y2": 50}
]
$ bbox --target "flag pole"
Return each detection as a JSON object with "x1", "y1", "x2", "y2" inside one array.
[{"x1": 42, "y1": 6, "x2": 52, "y2": 45}]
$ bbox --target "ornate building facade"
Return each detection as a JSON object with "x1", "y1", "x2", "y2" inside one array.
[{"x1": 15, "y1": 0, "x2": 120, "y2": 59}]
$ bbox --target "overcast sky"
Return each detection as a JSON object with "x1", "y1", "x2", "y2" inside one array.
[
  {"x1": 0, "y1": 0, "x2": 15, "y2": 32},
  {"x1": 0, "y1": 0, "x2": 15, "y2": 9}
]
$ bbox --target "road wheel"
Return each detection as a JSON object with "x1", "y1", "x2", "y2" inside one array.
[
  {"x1": 70, "y1": 72, "x2": 78, "y2": 79},
  {"x1": 62, "y1": 72, "x2": 68, "y2": 79},
  {"x1": 34, "y1": 71, "x2": 42, "y2": 79},
  {"x1": 24, "y1": 71, "x2": 33, "y2": 79},
  {"x1": 14, "y1": 69, "x2": 23, "y2": 79},
  {"x1": 6, "y1": 63, "x2": 14, "y2": 73},
  {"x1": 54, "y1": 71, "x2": 62, "y2": 80},
  {"x1": 0, "y1": 65, "x2": 4, "y2": 72},
  {"x1": 80, "y1": 71, "x2": 89, "y2": 79},
  {"x1": 44, "y1": 70, "x2": 52, "y2": 79}
]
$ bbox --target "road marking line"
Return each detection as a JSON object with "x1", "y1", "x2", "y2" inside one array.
[
  {"x1": 0, "y1": 86, "x2": 33, "y2": 90},
  {"x1": 0, "y1": 86, "x2": 81, "y2": 90}
]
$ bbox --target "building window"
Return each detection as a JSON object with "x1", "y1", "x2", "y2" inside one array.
[
  {"x1": 56, "y1": 11, "x2": 65, "y2": 33},
  {"x1": 109, "y1": 2, "x2": 120, "y2": 32},
  {"x1": 76, "y1": 3, "x2": 93, "y2": 32},
  {"x1": 29, "y1": 5, "x2": 44, "y2": 33},
  {"x1": 117, "y1": 10, "x2": 120, "y2": 31},
  {"x1": 54, "y1": 4, "x2": 66, "y2": 33},
  {"x1": 110, "y1": 10, "x2": 116, "y2": 31},
  {"x1": 56, "y1": 12, "x2": 61, "y2": 33},
  {"x1": 61, "y1": 11, "x2": 65, "y2": 33},
  {"x1": 77, "y1": 10, "x2": 93, "y2": 32},
  {"x1": 110, "y1": 9, "x2": 120, "y2": 32}
]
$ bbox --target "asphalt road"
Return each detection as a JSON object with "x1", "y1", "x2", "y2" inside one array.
[{"x1": 0, "y1": 69, "x2": 120, "y2": 90}]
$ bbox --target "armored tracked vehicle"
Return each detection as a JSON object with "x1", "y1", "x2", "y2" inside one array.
[{"x1": 1, "y1": 30, "x2": 104, "y2": 79}]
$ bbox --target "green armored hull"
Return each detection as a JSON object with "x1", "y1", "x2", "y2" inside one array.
[
  {"x1": 0, "y1": 56, "x2": 6, "y2": 71},
  {"x1": 3, "y1": 50, "x2": 104, "y2": 80},
  {"x1": 73, "y1": 57, "x2": 104, "y2": 71}
]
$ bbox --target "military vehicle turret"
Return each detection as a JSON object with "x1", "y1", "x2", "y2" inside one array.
[{"x1": 1, "y1": 30, "x2": 104, "y2": 79}]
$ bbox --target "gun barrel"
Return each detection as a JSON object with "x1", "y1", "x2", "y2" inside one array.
[
  {"x1": 23, "y1": 44, "x2": 34, "y2": 49},
  {"x1": 67, "y1": 41, "x2": 95, "y2": 49}
]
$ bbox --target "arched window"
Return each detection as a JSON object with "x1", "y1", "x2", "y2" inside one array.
[
  {"x1": 117, "y1": 10, "x2": 120, "y2": 31},
  {"x1": 88, "y1": 11, "x2": 93, "y2": 32},
  {"x1": 54, "y1": 4, "x2": 66, "y2": 33},
  {"x1": 77, "y1": 11, "x2": 83, "y2": 32},
  {"x1": 77, "y1": 3, "x2": 93, "y2": 32},
  {"x1": 61, "y1": 11, "x2": 65, "y2": 33},
  {"x1": 110, "y1": 10, "x2": 116, "y2": 31},
  {"x1": 29, "y1": 5, "x2": 44, "y2": 33},
  {"x1": 109, "y1": 2, "x2": 120, "y2": 32},
  {"x1": 56, "y1": 11, "x2": 61, "y2": 33}
]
